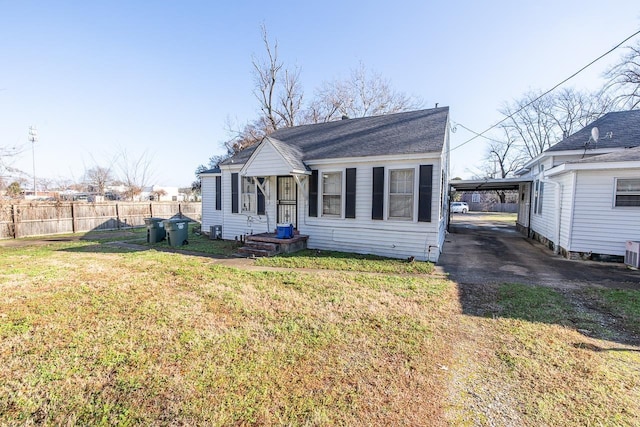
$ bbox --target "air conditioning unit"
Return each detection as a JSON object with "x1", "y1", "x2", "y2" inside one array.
[
  {"x1": 624, "y1": 241, "x2": 640, "y2": 268},
  {"x1": 210, "y1": 225, "x2": 223, "y2": 240}
]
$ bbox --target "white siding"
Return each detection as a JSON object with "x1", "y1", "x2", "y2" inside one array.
[
  {"x1": 569, "y1": 169, "x2": 640, "y2": 256},
  {"x1": 220, "y1": 170, "x2": 276, "y2": 240},
  {"x1": 529, "y1": 182, "x2": 557, "y2": 243},
  {"x1": 200, "y1": 175, "x2": 222, "y2": 235},
  {"x1": 517, "y1": 183, "x2": 531, "y2": 228},
  {"x1": 243, "y1": 142, "x2": 292, "y2": 176},
  {"x1": 557, "y1": 172, "x2": 575, "y2": 250},
  {"x1": 298, "y1": 158, "x2": 444, "y2": 262}
]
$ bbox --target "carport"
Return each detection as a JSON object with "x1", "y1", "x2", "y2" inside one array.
[{"x1": 449, "y1": 177, "x2": 532, "y2": 233}]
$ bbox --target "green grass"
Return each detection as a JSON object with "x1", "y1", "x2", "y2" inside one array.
[
  {"x1": 138, "y1": 223, "x2": 241, "y2": 256},
  {"x1": 255, "y1": 249, "x2": 435, "y2": 274},
  {"x1": 497, "y1": 283, "x2": 572, "y2": 324},
  {"x1": 1, "y1": 239, "x2": 638, "y2": 426},
  {"x1": 587, "y1": 288, "x2": 640, "y2": 336},
  {"x1": 449, "y1": 283, "x2": 640, "y2": 426},
  {"x1": 0, "y1": 241, "x2": 456, "y2": 425}
]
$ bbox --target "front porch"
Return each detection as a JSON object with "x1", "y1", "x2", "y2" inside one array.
[{"x1": 236, "y1": 232, "x2": 309, "y2": 257}]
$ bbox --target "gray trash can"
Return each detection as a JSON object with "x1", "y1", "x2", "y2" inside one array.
[
  {"x1": 163, "y1": 219, "x2": 190, "y2": 247},
  {"x1": 144, "y1": 217, "x2": 166, "y2": 243}
]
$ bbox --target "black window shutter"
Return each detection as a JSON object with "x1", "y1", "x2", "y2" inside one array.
[
  {"x1": 418, "y1": 165, "x2": 433, "y2": 222},
  {"x1": 231, "y1": 173, "x2": 238, "y2": 214},
  {"x1": 309, "y1": 170, "x2": 318, "y2": 217},
  {"x1": 345, "y1": 168, "x2": 356, "y2": 218},
  {"x1": 257, "y1": 177, "x2": 265, "y2": 215},
  {"x1": 215, "y1": 176, "x2": 221, "y2": 211},
  {"x1": 372, "y1": 167, "x2": 384, "y2": 220}
]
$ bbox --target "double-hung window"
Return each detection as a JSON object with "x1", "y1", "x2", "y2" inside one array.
[
  {"x1": 241, "y1": 176, "x2": 256, "y2": 213},
  {"x1": 615, "y1": 178, "x2": 640, "y2": 207},
  {"x1": 322, "y1": 172, "x2": 342, "y2": 216},
  {"x1": 388, "y1": 168, "x2": 414, "y2": 220}
]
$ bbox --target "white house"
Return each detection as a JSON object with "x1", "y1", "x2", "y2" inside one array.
[
  {"x1": 200, "y1": 107, "x2": 451, "y2": 262},
  {"x1": 515, "y1": 109, "x2": 640, "y2": 261}
]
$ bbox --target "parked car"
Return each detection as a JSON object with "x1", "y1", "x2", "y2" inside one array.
[{"x1": 451, "y1": 201, "x2": 469, "y2": 213}]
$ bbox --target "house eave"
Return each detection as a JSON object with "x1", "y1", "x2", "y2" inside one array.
[
  {"x1": 545, "y1": 160, "x2": 640, "y2": 177},
  {"x1": 306, "y1": 151, "x2": 442, "y2": 166}
]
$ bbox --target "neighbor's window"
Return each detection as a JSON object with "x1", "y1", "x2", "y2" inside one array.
[
  {"x1": 388, "y1": 168, "x2": 414, "y2": 220},
  {"x1": 241, "y1": 176, "x2": 256, "y2": 213},
  {"x1": 534, "y1": 180, "x2": 544, "y2": 214},
  {"x1": 322, "y1": 172, "x2": 342, "y2": 216},
  {"x1": 615, "y1": 178, "x2": 640, "y2": 207}
]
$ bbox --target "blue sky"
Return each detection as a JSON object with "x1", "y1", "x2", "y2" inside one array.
[{"x1": 1, "y1": 1, "x2": 639, "y2": 188}]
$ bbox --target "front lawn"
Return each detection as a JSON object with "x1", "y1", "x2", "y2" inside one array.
[
  {"x1": 255, "y1": 249, "x2": 434, "y2": 274},
  {"x1": 0, "y1": 239, "x2": 638, "y2": 426},
  {"x1": 0, "y1": 241, "x2": 456, "y2": 425}
]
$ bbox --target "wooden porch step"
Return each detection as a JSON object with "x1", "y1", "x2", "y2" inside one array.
[
  {"x1": 245, "y1": 241, "x2": 279, "y2": 252},
  {"x1": 237, "y1": 247, "x2": 274, "y2": 257}
]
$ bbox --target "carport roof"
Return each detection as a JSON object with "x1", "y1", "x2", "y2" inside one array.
[{"x1": 449, "y1": 177, "x2": 531, "y2": 191}]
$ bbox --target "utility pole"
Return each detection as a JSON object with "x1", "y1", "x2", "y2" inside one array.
[{"x1": 28, "y1": 125, "x2": 38, "y2": 197}]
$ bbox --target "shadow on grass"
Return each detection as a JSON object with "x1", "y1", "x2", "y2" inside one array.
[{"x1": 457, "y1": 281, "x2": 640, "y2": 348}]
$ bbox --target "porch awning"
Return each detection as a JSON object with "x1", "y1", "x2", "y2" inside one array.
[{"x1": 240, "y1": 136, "x2": 310, "y2": 177}]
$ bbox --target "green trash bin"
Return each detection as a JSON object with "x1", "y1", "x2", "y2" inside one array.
[
  {"x1": 144, "y1": 217, "x2": 166, "y2": 243},
  {"x1": 163, "y1": 218, "x2": 189, "y2": 247}
]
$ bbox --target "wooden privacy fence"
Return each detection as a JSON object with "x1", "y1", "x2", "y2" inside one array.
[{"x1": 0, "y1": 202, "x2": 202, "y2": 239}]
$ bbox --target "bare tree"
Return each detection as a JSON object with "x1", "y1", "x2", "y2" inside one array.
[
  {"x1": 603, "y1": 40, "x2": 640, "y2": 110},
  {"x1": 500, "y1": 88, "x2": 611, "y2": 160},
  {"x1": 547, "y1": 87, "x2": 613, "y2": 138},
  {"x1": 115, "y1": 149, "x2": 155, "y2": 201},
  {"x1": 84, "y1": 165, "x2": 113, "y2": 195},
  {"x1": 500, "y1": 91, "x2": 559, "y2": 159},
  {"x1": 251, "y1": 25, "x2": 305, "y2": 133},
  {"x1": 486, "y1": 127, "x2": 527, "y2": 179},
  {"x1": 308, "y1": 63, "x2": 422, "y2": 122},
  {"x1": 0, "y1": 143, "x2": 24, "y2": 187}
]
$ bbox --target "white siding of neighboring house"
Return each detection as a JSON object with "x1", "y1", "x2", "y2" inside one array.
[
  {"x1": 528, "y1": 157, "x2": 557, "y2": 244},
  {"x1": 557, "y1": 172, "x2": 576, "y2": 251},
  {"x1": 200, "y1": 174, "x2": 222, "y2": 235},
  {"x1": 242, "y1": 141, "x2": 292, "y2": 177},
  {"x1": 220, "y1": 169, "x2": 276, "y2": 240},
  {"x1": 297, "y1": 156, "x2": 444, "y2": 262},
  {"x1": 517, "y1": 182, "x2": 531, "y2": 229},
  {"x1": 568, "y1": 169, "x2": 640, "y2": 256}
]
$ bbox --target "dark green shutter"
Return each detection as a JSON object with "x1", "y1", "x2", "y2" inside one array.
[
  {"x1": 372, "y1": 167, "x2": 384, "y2": 220},
  {"x1": 345, "y1": 168, "x2": 356, "y2": 219},
  {"x1": 231, "y1": 173, "x2": 238, "y2": 214},
  {"x1": 309, "y1": 170, "x2": 318, "y2": 217},
  {"x1": 418, "y1": 165, "x2": 433, "y2": 222},
  {"x1": 257, "y1": 177, "x2": 265, "y2": 215},
  {"x1": 215, "y1": 176, "x2": 221, "y2": 211}
]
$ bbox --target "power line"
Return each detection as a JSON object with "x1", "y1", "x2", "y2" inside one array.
[{"x1": 450, "y1": 28, "x2": 640, "y2": 152}]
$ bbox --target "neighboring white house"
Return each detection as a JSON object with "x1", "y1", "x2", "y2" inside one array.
[
  {"x1": 141, "y1": 185, "x2": 184, "y2": 202},
  {"x1": 515, "y1": 109, "x2": 640, "y2": 261},
  {"x1": 200, "y1": 107, "x2": 451, "y2": 261}
]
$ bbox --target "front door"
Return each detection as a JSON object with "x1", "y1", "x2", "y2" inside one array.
[{"x1": 277, "y1": 176, "x2": 297, "y2": 228}]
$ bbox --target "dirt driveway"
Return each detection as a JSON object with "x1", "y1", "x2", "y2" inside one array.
[{"x1": 438, "y1": 212, "x2": 640, "y2": 290}]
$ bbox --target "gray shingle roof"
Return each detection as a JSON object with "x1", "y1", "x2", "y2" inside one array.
[
  {"x1": 222, "y1": 107, "x2": 449, "y2": 166},
  {"x1": 199, "y1": 167, "x2": 221, "y2": 174},
  {"x1": 569, "y1": 145, "x2": 640, "y2": 164},
  {"x1": 547, "y1": 109, "x2": 640, "y2": 152}
]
